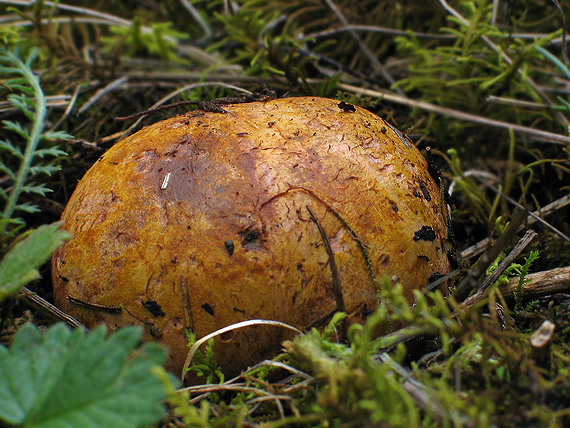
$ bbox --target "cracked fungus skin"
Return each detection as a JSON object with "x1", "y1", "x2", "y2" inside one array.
[{"x1": 52, "y1": 97, "x2": 453, "y2": 379}]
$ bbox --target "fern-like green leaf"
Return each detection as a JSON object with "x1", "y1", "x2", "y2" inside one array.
[
  {"x1": 0, "y1": 47, "x2": 70, "y2": 231},
  {"x1": 3, "y1": 120, "x2": 30, "y2": 139},
  {"x1": 0, "y1": 139, "x2": 23, "y2": 158},
  {"x1": 33, "y1": 147, "x2": 68, "y2": 158},
  {"x1": 13, "y1": 202, "x2": 41, "y2": 214},
  {"x1": 21, "y1": 182, "x2": 52, "y2": 196},
  {"x1": 29, "y1": 164, "x2": 60, "y2": 176},
  {"x1": 41, "y1": 130, "x2": 72, "y2": 140}
]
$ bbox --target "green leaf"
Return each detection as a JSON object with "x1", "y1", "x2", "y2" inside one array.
[
  {"x1": 0, "y1": 138, "x2": 23, "y2": 158},
  {"x1": 0, "y1": 48, "x2": 69, "y2": 231},
  {"x1": 22, "y1": 182, "x2": 53, "y2": 196},
  {"x1": 29, "y1": 165, "x2": 61, "y2": 176},
  {"x1": 14, "y1": 202, "x2": 41, "y2": 214},
  {"x1": 0, "y1": 222, "x2": 71, "y2": 301},
  {"x1": 41, "y1": 130, "x2": 72, "y2": 141},
  {"x1": 33, "y1": 147, "x2": 68, "y2": 158},
  {"x1": 3, "y1": 119, "x2": 30, "y2": 139},
  {"x1": 0, "y1": 323, "x2": 175, "y2": 428}
]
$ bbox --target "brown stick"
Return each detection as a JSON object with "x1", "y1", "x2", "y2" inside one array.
[
  {"x1": 499, "y1": 266, "x2": 570, "y2": 298},
  {"x1": 18, "y1": 287, "x2": 88, "y2": 332},
  {"x1": 461, "y1": 194, "x2": 570, "y2": 260}
]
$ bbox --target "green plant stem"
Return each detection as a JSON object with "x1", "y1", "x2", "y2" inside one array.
[{"x1": 1, "y1": 52, "x2": 46, "y2": 232}]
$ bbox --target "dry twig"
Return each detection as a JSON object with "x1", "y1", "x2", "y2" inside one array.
[{"x1": 499, "y1": 266, "x2": 570, "y2": 298}]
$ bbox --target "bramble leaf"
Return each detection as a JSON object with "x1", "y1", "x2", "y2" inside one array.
[
  {"x1": 0, "y1": 323, "x2": 174, "y2": 428},
  {"x1": 0, "y1": 222, "x2": 71, "y2": 301}
]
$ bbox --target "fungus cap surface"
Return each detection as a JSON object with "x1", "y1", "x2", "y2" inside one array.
[{"x1": 52, "y1": 97, "x2": 453, "y2": 377}]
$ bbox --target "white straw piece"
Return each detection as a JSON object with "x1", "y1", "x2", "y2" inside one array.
[{"x1": 181, "y1": 319, "x2": 302, "y2": 381}]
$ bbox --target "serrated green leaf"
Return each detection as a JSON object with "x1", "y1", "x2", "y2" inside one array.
[
  {"x1": 5, "y1": 77, "x2": 32, "y2": 87},
  {"x1": 0, "y1": 323, "x2": 174, "y2": 428},
  {"x1": 10, "y1": 85, "x2": 35, "y2": 97},
  {"x1": 3, "y1": 119, "x2": 30, "y2": 138},
  {"x1": 0, "y1": 222, "x2": 71, "y2": 301},
  {"x1": 29, "y1": 165, "x2": 60, "y2": 176},
  {"x1": 41, "y1": 130, "x2": 72, "y2": 141},
  {"x1": 14, "y1": 202, "x2": 41, "y2": 214},
  {"x1": 22, "y1": 182, "x2": 53, "y2": 196},
  {"x1": 0, "y1": 163, "x2": 17, "y2": 179},
  {"x1": 0, "y1": 139, "x2": 23, "y2": 157},
  {"x1": 0, "y1": 48, "x2": 70, "y2": 231},
  {"x1": 33, "y1": 147, "x2": 68, "y2": 158},
  {"x1": 0, "y1": 65, "x2": 21, "y2": 74}
]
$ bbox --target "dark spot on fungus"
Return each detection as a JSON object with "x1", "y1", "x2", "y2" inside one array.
[
  {"x1": 417, "y1": 254, "x2": 430, "y2": 262},
  {"x1": 224, "y1": 240, "x2": 235, "y2": 256},
  {"x1": 58, "y1": 275, "x2": 69, "y2": 282},
  {"x1": 236, "y1": 132, "x2": 249, "y2": 137},
  {"x1": 381, "y1": 126, "x2": 387, "y2": 134},
  {"x1": 233, "y1": 307, "x2": 245, "y2": 313},
  {"x1": 142, "y1": 300, "x2": 166, "y2": 317},
  {"x1": 201, "y1": 302, "x2": 215, "y2": 316},
  {"x1": 171, "y1": 257, "x2": 178, "y2": 264},
  {"x1": 338, "y1": 101, "x2": 356, "y2": 112},
  {"x1": 268, "y1": 121, "x2": 275, "y2": 128},
  {"x1": 413, "y1": 189, "x2": 422, "y2": 198},
  {"x1": 220, "y1": 331, "x2": 235, "y2": 343},
  {"x1": 428, "y1": 272, "x2": 444, "y2": 284},
  {"x1": 390, "y1": 202, "x2": 399, "y2": 213},
  {"x1": 292, "y1": 292, "x2": 298, "y2": 304},
  {"x1": 378, "y1": 254, "x2": 390, "y2": 267},
  {"x1": 425, "y1": 146, "x2": 441, "y2": 183},
  {"x1": 361, "y1": 304, "x2": 374, "y2": 317},
  {"x1": 413, "y1": 226, "x2": 436, "y2": 241},
  {"x1": 239, "y1": 228, "x2": 262, "y2": 250},
  {"x1": 418, "y1": 178, "x2": 432, "y2": 202},
  {"x1": 150, "y1": 325, "x2": 163, "y2": 338},
  {"x1": 444, "y1": 189, "x2": 455, "y2": 209},
  {"x1": 447, "y1": 248, "x2": 460, "y2": 269}
]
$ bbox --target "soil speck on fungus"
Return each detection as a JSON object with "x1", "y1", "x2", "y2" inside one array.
[
  {"x1": 142, "y1": 300, "x2": 166, "y2": 317},
  {"x1": 201, "y1": 302, "x2": 215, "y2": 316},
  {"x1": 239, "y1": 228, "x2": 263, "y2": 250},
  {"x1": 338, "y1": 101, "x2": 356, "y2": 112},
  {"x1": 413, "y1": 226, "x2": 436, "y2": 242},
  {"x1": 224, "y1": 240, "x2": 235, "y2": 255},
  {"x1": 418, "y1": 178, "x2": 432, "y2": 201}
]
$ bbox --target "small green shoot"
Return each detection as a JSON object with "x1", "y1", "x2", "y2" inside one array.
[
  {"x1": 101, "y1": 20, "x2": 189, "y2": 63},
  {"x1": 185, "y1": 330, "x2": 225, "y2": 385},
  {"x1": 513, "y1": 250, "x2": 540, "y2": 312}
]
